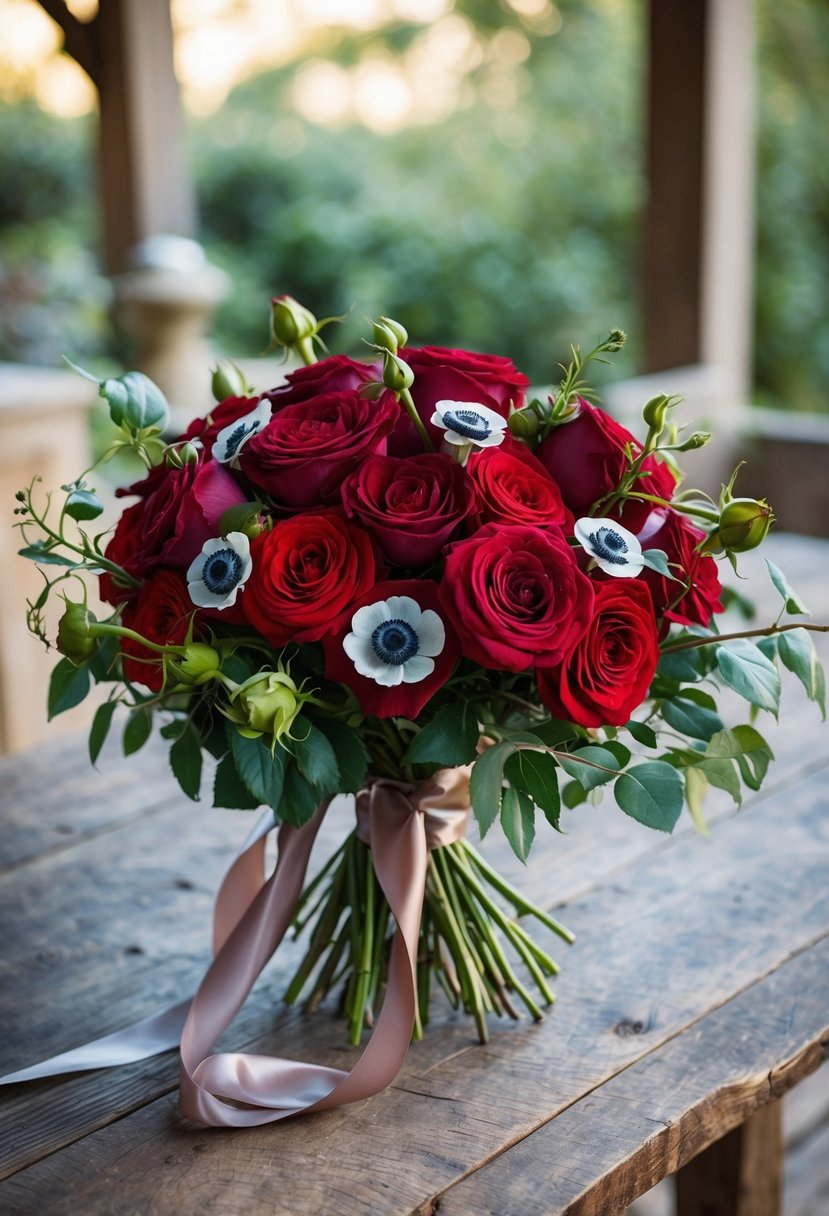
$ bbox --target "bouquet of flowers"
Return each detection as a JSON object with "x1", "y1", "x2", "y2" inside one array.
[{"x1": 14, "y1": 296, "x2": 827, "y2": 1125}]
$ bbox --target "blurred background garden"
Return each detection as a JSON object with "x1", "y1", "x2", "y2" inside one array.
[{"x1": 0, "y1": 0, "x2": 827, "y2": 407}]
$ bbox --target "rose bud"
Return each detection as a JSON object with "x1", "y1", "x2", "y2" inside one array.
[
  {"x1": 382, "y1": 349, "x2": 414, "y2": 392},
  {"x1": 211, "y1": 359, "x2": 254, "y2": 402},
  {"x1": 173, "y1": 643, "x2": 221, "y2": 685},
  {"x1": 228, "y1": 671, "x2": 302, "y2": 744},
  {"x1": 641, "y1": 393, "x2": 671, "y2": 436},
  {"x1": 508, "y1": 404, "x2": 542, "y2": 440},
  {"x1": 715, "y1": 497, "x2": 774, "y2": 553},
  {"x1": 269, "y1": 295, "x2": 318, "y2": 347},
  {"x1": 56, "y1": 600, "x2": 98, "y2": 664},
  {"x1": 373, "y1": 316, "x2": 408, "y2": 353},
  {"x1": 675, "y1": 431, "x2": 711, "y2": 452}
]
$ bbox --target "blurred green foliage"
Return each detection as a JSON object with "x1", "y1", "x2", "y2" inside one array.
[{"x1": 0, "y1": 0, "x2": 826, "y2": 407}]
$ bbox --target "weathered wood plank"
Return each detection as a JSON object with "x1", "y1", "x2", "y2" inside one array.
[
  {"x1": 437, "y1": 941, "x2": 826, "y2": 1216},
  {"x1": 1, "y1": 758, "x2": 827, "y2": 1214}
]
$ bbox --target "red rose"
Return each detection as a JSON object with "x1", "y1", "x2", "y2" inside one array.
[
  {"x1": 239, "y1": 390, "x2": 399, "y2": 508},
  {"x1": 182, "y1": 395, "x2": 262, "y2": 456},
  {"x1": 340, "y1": 452, "x2": 475, "y2": 567},
  {"x1": 438, "y1": 523, "x2": 594, "y2": 671},
  {"x1": 636, "y1": 509, "x2": 723, "y2": 628},
  {"x1": 114, "y1": 456, "x2": 248, "y2": 574},
  {"x1": 390, "y1": 345, "x2": 530, "y2": 456},
  {"x1": 466, "y1": 444, "x2": 570, "y2": 529},
  {"x1": 534, "y1": 399, "x2": 677, "y2": 528},
  {"x1": 323, "y1": 579, "x2": 459, "y2": 719},
  {"x1": 536, "y1": 579, "x2": 660, "y2": 728},
  {"x1": 100, "y1": 500, "x2": 146, "y2": 605},
  {"x1": 265, "y1": 355, "x2": 376, "y2": 408},
  {"x1": 120, "y1": 570, "x2": 197, "y2": 692},
  {"x1": 243, "y1": 511, "x2": 376, "y2": 647}
]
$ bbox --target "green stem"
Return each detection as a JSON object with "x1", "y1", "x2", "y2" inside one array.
[
  {"x1": 462, "y1": 843, "x2": 575, "y2": 944},
  {"x1": 399, "y1": 386, "x2": 435, "y2": 452},
  {"x1": 295, "y1": 336, "x2": 317, "y2": 366},
  {"x1": 661, "y1": 620, "x2": 829, "y2": 654},
  {"x1": 349, "y1": 845, "x2": 375, "y2": 1046}
]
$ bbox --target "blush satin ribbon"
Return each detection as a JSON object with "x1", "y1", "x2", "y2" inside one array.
[{"x1": 1, "y1": 767, "x2": 472, "y2": 1129}]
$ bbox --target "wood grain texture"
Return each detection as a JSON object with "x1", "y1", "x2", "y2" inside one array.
[{"x1": 676, "y1": 1102, "x2": 782, "y2": 1216}]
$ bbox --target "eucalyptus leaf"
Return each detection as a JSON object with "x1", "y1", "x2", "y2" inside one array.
[
  {"x1": 778, "y1": 628, "x2": 826, "y2": 718},
  {"x1": 716, "y1": 639, "x2": 781, "y2": 715},
  {"x1": 505, "y1": 749, "x2": 561, "y2": 830},
  {"x1": 661, "y1": 694, "x2": 724, "y2": 742},
  {"x1": 614, "y1": 761, "x2": 684, "y2": 832},
  {"x1": 765, "y1": 558, "x2": 808, "y2": 616}
]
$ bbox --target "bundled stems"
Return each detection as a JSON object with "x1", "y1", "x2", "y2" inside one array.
[{"x1": 285, "y1": 832, "x2": 572, "y2": 1045}]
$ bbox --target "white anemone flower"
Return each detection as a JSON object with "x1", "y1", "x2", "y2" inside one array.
[
  {"x1": 213, "y1": 400, "x2": 272, "y2": 466},
  {"x1": 343, "y1": 595, "x2": 445, "y2": 687},
  {"x1": 187, "y1": 532, "x2": 253, "y2": 609},
  {"x1": 574, "y1": 517, "x2": 645, "y2": 578},
  {"x1": 430, "y1": 400, "x2": 508, "y2": 450}
]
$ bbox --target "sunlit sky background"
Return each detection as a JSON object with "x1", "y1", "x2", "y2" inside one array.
[{"x1": 0, "y1": 0, "x2": 563, "y2": 131}]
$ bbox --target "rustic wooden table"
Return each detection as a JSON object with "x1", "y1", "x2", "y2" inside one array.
[{"x1": 1, "y1": 536, "x2": 827, "y2": 1216}]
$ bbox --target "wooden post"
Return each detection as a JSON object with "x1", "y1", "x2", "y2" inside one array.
[
  {"x1": 643, "y1": 0, "x2": 755, "y2": 407},
  {"x1": 676, "y1": 1101, "x2": 783, "y2": 1216}
]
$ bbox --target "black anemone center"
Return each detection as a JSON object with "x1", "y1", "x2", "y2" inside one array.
[
  {"x1": 589, "y1": 527, "x2": 629, "y2": 565},
  {"x1": 224, "y1": 419, "x2": 260, "y2": 459},
  {"x1": 444, "y1": 408, "x2": 490, "y2": 440},
  {"x1": 203, "y1": 548, "x2": 244, "y2": 594},
  {"x1": 371, "y1": 618, "x2": 419, "y2": 665}
]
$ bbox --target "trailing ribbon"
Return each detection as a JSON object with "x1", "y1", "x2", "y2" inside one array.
[{"x1": 0, "y1": 767, "x2": 472, "y2": 1130}]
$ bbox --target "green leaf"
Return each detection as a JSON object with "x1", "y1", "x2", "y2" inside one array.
[
  {"x1": 717, "y1": 639, "x2": 781, "y2": 715},
  {"x1": 765, "y1": 558, "x2": 809, "y2": 616},
  {"x1": 661, "y1": 694, "x2": 724, "y2": 742},
  {"x1": 219, "y1": 501, "x2": 263, "y2": 536},
  {"x1": 19, "y1": 544, "x2": 80, "y2": 569},
  {"x1": 65, "y1": 488, "x2": 104, "y2": 521},
  {"x1": 123, "y1": 707, "x2": 152, "y2": 756},
  {"x1": 685, "y1": 766, "x2": 710, "y2": 835},
  {"x1": 778, "y1": 628, "x2": 826, "y2": 719},
  {"x1": 88, "y1": 699, "x2": 117, "y2": 765},
  {"x1": 48, "y1": 657, "x2": 91, "y2": 719},
  {"x1": 625, "y1": 719, "x2": 658, "y2": 749},
  {"x1": 500, "y1": 785, "x2": 535, "y2": 863},
  {"x1": 170, "y1": 725, "x2": 202, "y2": 801},
  {"x1": 505, "y1": 749, "x2": 561, "y2": 830},
  {"x1": 316, "y1": 720, "x2": 368, "y2": 794},
  {"x1": 614, "y1": 761, "x2": 684, "y2": 832},
  {"x1": 100, "y1": 370, "x2": 169, "y2": 431},
  {"x1": 706, "y1": 726, "x2": 774, "y2": 791},
  {"x1": 657, "y1": 647, "x2": 706, "y2": 684},
  {"x1": 229, "y1": 729, "x2": 284, "y2": 809},
  {"x1": 557, "y1": 744, "x2": 622, "y2": 791},
  {"x1": 641, "y1": 548, "x2": 678, "y2": 580},
  {"x1": 562, "y1": 779, "x2": 587, "y2": 808},
  {"x1": 214, "y1": 752, "x2": 261, "y2": 809},
  {"x1": 756, "y1": 635, "x2": 779, "y2": 662},
  {"x1": 279, "y1": 761, "x2": 321, "y2": 827},
  {"x1": 405, "y1": 702, "x2": 479, "y2": 766},
  {"x1": 469, "y1": 741, "x2": 516, "y2": 838},
  {"x1": 294, "y1": 724, "x2": 340, "y2": 796},
  {"x1": 528, "y1": 719, "x2": 580, "y2": 748}
]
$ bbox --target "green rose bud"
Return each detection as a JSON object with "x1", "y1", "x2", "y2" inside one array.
[
  {"x1": 641, "y1": 393, "x2": 671, "y2": 435},
  {"x1": 270, "y1": 295, "x2": 318, "y2": 347},
  {"x1": 372, "y1": 316, "x2": 408, "y2": 352},
  {"x1": 508, "y1": 406, "x2": 541, "y2": 440},
  {"x1": 231, "y1": 671, "x2": 302, "y2": 743},
  {"x1": 56, "y1": 601, "x2": 98, "y2": 664},
  {"x1": 382, "y1": 349, "x2": 414, "y2": 393},
  {"x1": 211, "y1": 360, "x2": 254, "y2": 402},
  {"x1": 174, "y1": 643, "x2": 221, "y2": 685},
  {"x1": 716, "y1": 497, "x2": 775, "y2": 553},
  {"x1": 675, "y1": 431, "x2": 711, "y2": 452},
  {"x1": 605, "y1": 328, "x2": 627, "y2": 352}
]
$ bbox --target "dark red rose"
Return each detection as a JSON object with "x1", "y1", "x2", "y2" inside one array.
[
  {"x1": 323, "y1": 579, "x2": 459, "y2": 719},
  {"x1": 265, "y1": 355, "x2": 376, "y2": 408},
  {"x1": 438, "y1": 523, "x2": 594, "y2": 672},
  {"x1": 120, "y1": 570, "x2": 197, "y2": 692},
  {"x1": 390, "y1": 345, "x2": 530, "y2": 456},
  {"x1": 181, "y1": 395, "x2": 262, "y2": 457},
  {"x1": 340, "y1": 452, "x2": 475, "y2": 567},
  {"x1": 635, "y1": 509, "x2": 723, "y2": 628},
  {"x1": 100, "y1": 501, "x2": 146, "y2": 605},
  {"x1": 536, "y1": 579, "x2": 660, "y2": 728},
  {"x1": 534, "y1": 399, "x2": 677, "y2": 528},
  {"x1": 116, "y1": 456, "x2": 248, "y2": 575},
  {"x1": 466, "y1": 444, "x2": 570, "y2": 529},
  {"x1": 239, "y1": 390, "x2": 400, "y2": 508},
  {"x1": 243, "y1": 510, "x2": 376, "y2": 647}
]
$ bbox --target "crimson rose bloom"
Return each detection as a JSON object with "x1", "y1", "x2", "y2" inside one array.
[
  {"x1": 340, "y1": 452, "x2": 475, "y2": 567},
  {"x1": 120, "y1": 570, "x2": 197, "y2": 692},
  {"x1": 324, "y1": 579, "x2": 459, "y2": 719},
  {"x1": 181, "y1": 395, "x2": 262, "y2": 456},
  {"x1": 534, "y1": 399, "x2": 676, "y2": 529},
  {"x1": 265, "y1": 355, "x2": 375, "y2": 409},
  {"x1": 466, "y1": 445, "x2": 570, "y2": 529},
  {"x1": 439, "y1": 523, "x2": 594, "y2": 671},
  {"x1": 636, "y1": 509, "x2": 723, "y2": 628},
  {"x1": 390, "y1": 345, "x2": 529, "y2": 456},
  {"x1": 239, "y1": 390, "x2": 399, "y2": 508},
  {"x1": 536, "y1": 580, "x2": 660, "y2": 728},
  {"x1": 243, "y1": 511, "x2": 376, "y2": 647},
  {"x1": 100, "y1": 501, "x2": 146, "y2": 605},
  {"x1": 112, "y1": 456, "x2": 247, "y2": 576}
]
